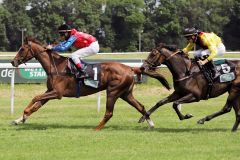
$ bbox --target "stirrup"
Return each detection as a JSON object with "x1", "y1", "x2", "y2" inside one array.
[{"x1": 76, "y1": 70, "x2": 87, "y2": 79}]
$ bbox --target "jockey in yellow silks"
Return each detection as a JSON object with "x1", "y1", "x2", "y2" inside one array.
[{"x1": 182, "y1": 27, "x2": 226, "y2": 79}]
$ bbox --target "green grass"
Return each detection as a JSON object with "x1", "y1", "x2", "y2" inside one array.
[{"x1": 0, "y1": 82, "x2": 240, "y2": 160}]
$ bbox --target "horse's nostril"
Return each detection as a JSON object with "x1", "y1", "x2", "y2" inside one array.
[
  {"x1": 140, "y1": 67, "x2": 145, "y2": 71},
  {"x1": 11, "y1": 60, "x2": 18, "y2": 67}
]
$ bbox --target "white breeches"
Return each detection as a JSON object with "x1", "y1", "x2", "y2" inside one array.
[
  {"x1": 71, "y1": 41, "x2": 99, "y2": 64},
  {"x1": 193, "y1": 43, "x2": 226, "y2": 58}
]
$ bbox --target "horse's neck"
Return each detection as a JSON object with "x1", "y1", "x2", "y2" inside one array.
[
  {"x1": 35, "y1": 50, "x2": 67, "y2": 75},
  {"x1": 166, "y1": 56, "x2": 191, "y2": 79}
]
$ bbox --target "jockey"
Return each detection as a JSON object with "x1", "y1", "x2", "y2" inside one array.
[
  {"x1": 46, "y1": 24, "x2": 99, "y2": 78},
  {"x1": 181, "y1": 27, "x2": 226, "y2": 79}
]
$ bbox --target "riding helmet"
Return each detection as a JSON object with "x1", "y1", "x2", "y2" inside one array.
[
  {"x1": 183, "y1": 27, "x2": 198, "y2": 37},
  {"x1": 58, "y1": 24, "x2": 71, "y2": 32}
]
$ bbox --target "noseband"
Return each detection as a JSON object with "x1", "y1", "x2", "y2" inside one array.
[
  {"x1": 17, "y1": 41, "x2": 46, "y2": 65},
  {"x1": 145, "y1": 48, "x2": 180, "y2": 70}
]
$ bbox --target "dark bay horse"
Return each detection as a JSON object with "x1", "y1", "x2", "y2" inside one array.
[
  {"x1": 10, "y1": 37, "x2": 170, "y2": 131},
  {"x1": 139, "y1": 43, "x2": 240, "y2": 132}
]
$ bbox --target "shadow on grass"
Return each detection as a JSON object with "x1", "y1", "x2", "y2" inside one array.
[{"x1": 12, "y1": 123, "x2": 230, "y2": 133}]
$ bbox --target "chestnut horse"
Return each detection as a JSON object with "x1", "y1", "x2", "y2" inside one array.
[
  {"x1": 10, "y1": 37, "x2": 170, "y2": 130},
  {"x1": 139, "y1": 43, "x2": 240, "y2": 132}
]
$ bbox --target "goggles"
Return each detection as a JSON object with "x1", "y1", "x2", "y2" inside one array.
[{"x1": 59, "y1": 32, "x2": 65, "y2": 37}]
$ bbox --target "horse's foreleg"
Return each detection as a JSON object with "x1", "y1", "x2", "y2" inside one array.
[
  {"x1": 12, "y1": 99, "x2": 49, "y2": 125},
  {"x1": 95, "y1": 95, "x2": 117, "y2": 131},
  {"x1": 121, "y1": 93, "x2": 154, "y2": 128},
  {"x1": 172, "y1": 93, "x2": 198, "y2": 120},
  {"x1": 12, "y1": 90, "x2": 61, "y2": 125},
  {"x1": 139, "y1": 91, "x2": 181, "y2": 123}
]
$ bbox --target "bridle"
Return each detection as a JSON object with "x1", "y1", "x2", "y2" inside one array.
[
  {"x1": 144, "y1": 48, "x2": 180, "y2": 69},
  {"x1": 17, "y1": 42, "x2": 36, "y2": 64},
  {"x1": 19, "y1": 41, "x2": 59, "y2": 75},
  {"x1": 144, "y1": 49, "x2": 162, "y2": 70}
]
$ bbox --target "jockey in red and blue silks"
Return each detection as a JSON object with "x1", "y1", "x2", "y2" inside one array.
[{"x1": 47, "y1": 24, "x2": 99, "y2": 78}]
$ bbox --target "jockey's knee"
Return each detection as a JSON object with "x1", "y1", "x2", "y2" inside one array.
[{"x1": 71, "y1": 54, "x2": 80, "y2": 63}]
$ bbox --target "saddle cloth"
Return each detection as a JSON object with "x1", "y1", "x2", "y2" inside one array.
[
  {"x1": 67, "y1": 59, "x2": 101, "y2": 88},
  {"x1": 214, "y1": 59, "x2": 236, "y2": 83}
]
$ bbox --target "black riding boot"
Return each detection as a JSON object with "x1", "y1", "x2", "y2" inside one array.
[
  {"x1": 206, "y1": 61, "x2": 219, "y2": 79},
  {"x1": 76, "y1": 68, "x2": 87, "y2": 79}
]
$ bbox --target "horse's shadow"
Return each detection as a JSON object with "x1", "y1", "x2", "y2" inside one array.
[{"x1": 12, "y1": 123, "x2": 230, "y2": 133}]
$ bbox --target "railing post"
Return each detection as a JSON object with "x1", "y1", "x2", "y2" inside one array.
[
  {"x1": 10, "y1": 68, "x2": 15, "y2": 115},
  {"x1": 97, "y1": 92, "x2": 101, "y2": 113}
]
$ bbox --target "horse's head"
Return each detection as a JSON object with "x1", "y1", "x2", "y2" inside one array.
[
  {"x1": 11, "y1": 37, "x2": 44, "y2": 67},
  {"x1": 141, "y1": 43, "x2": 178, "y2": 71}
]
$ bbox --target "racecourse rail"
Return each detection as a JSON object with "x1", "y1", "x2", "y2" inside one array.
[{"x1": 1, "y1": 51, "x2": 240, "y2": 114}]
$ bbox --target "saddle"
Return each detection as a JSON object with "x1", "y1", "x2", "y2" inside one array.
[
  {"x1": 67, "y1": 59, "x2": 101, "y2": 95},
  {"x1": 196, "y1": 59, "x2": 236, "y2": 99}
]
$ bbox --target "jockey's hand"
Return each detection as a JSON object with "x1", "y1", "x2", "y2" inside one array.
[
  {"x1": 198, "y1": 59, "x2": 208, "y2": 65},
  {"x1": 178, "y1": 50, "x2": 184, "y2": 54},
  {"x1": 46, "y1": 45, "x2": 53, "y2": 50}
]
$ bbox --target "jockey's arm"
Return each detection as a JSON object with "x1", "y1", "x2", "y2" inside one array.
[
  {"x1": 201, "y1": 34, "x2": 217, "y2": 61},
  {"x1": 52, "y1": 36, "x2": 77, "y2": 52},
  {"x1": 182, "y1": 42, "x2": 194, "y2": 54}
]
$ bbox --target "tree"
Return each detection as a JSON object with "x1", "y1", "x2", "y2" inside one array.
[
  {"x1": 3, "y1": 0, "x2": 33, "y2": 51},
  {"x1": 101, "y1": 0, "x2": 145, "y2": 52},
  {"x1": 223, "y1": 0, "x2": 240, "y2": 50},
  {"x1": 0, "y1": 4, "x2": 9, "y2": 51}
]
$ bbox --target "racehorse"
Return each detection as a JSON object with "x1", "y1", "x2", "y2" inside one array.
[
  {"x1": 138, "y1": 43, "x2": 240, "y2": 132},
  {"x1": 10, "y1": 37, "x2": 170, "y2": 131}
]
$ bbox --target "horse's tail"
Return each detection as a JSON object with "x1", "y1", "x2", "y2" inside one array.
[
  {"x1": 132, "y1": 67, "x2": 142, "y2": 82},
  {"x1": 132, "y1": 67, "x2": 171, "y2": 90}
]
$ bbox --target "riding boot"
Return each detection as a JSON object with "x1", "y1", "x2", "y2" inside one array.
[
  {"x1": 206, "y1": 61, "x2": 219, "y2": 79},
  {"x1": 77, "y1": 68, "x2": 87, "y2": 79},
  {"x1": 75, "y1": 63, "x2": 87, "y2": 79}
]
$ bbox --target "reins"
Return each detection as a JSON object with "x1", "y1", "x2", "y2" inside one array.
[
  {"x1": 27, "y1": 41, "x2": 62, "y2": 76},
  {"x1": 50, "y1": 52, "x2": 59, "y2": 76},
  {"x1": 165, "y1": 50, "x2": 181, "y2": 61}
]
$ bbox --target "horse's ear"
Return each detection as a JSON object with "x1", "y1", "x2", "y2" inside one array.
[
  {"x1": 158, "y1": 43, "x2": 166, "y2": 48},
  {"x1": 24, "y1": 37, "x2": 29, "y2": 44}
]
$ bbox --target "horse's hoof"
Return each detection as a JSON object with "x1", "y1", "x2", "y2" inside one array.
[
  {"x1": 95, "y1": 128, "x2": 101, "y2": 132},
  {"x1": 197, "y1": 119, "x2": 205, "y2": 124},
  {"x1": 138, "y1": 116, "x2": 146, "y2": 123},
  {"x1": 184, "y1": 114, "x2": 193, "y2": 119},
  {"x1": 146, "y1": 119, "x2": 155, "y2": 128},
  {"x1": 11, "y1": 120, "x2": 19, "y2": 125}
]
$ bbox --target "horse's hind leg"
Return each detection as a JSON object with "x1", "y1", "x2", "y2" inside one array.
[
  {"x1": 197, "y1": 88, "x2": 239, "y2": 125},
  {"x1": 121, "y1": 93, "x2": 154, "y2": 128},
  {"x1": 197, "y1": 101, "x2": 232, "y2": 125},
  {"x1": 231, "y1": 99, "x2": 240, "y2": 132},
  {"x1": 95, "y1": 95, "x2": 118, "y2": 131}
]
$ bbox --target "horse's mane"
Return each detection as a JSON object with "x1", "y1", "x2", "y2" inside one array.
[
  {"x1": 24, "y1": 36, "x2": 66, "y2": 59},
  {"x1": 157, "y1": 43, "x2": 178, "y2": 52},
  {"x1": 24, "y1": 36, "x2": 44, "y2": 46}
]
